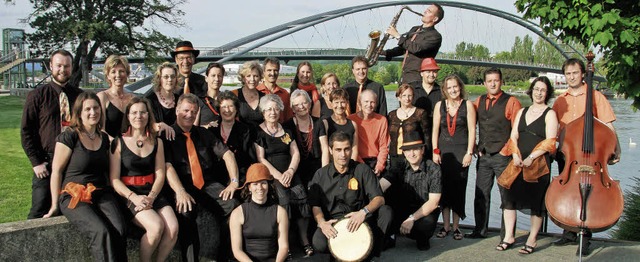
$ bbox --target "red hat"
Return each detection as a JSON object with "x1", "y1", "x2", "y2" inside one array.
[
  {"x1": 238, "y1": 163, "x2": 273, "y2": 189},
  {"x1": 420, "y1": 58, "x2": 440, "y2": 71}
]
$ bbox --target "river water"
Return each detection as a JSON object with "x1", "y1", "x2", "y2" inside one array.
[{"x1": 385, "y1": 91, "x2": 640, "y2": 238}]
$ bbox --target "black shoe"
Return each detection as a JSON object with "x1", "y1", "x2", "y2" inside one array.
[
  {"x1": 464, "y1": 231, "x2": 487, "y2": 239},
  {"x1": 553, "y1": 237, "x2": 577, "y2": 246},
  {"x1": 383, "y1": 236, "x2": 396, "y2": 250},
  {"x1": 417, "y1": 240, "x2": 431, "y2": 251},
  {"x1": 576, "y1": 241, "x2": 591, "y2": 256}
]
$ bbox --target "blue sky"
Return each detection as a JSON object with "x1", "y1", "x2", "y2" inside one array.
[{"x1": 1, "y1": 0, "x2": 535, "y2": 54}]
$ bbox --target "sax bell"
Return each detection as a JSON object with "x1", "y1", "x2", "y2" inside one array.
[{"x1": 369, "y1": 30, "x2": 381, "y2": 39}]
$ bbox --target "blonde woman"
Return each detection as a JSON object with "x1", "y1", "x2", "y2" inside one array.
[{"x1": 97, "y1": 54, "x2": 134, "y2": 139}]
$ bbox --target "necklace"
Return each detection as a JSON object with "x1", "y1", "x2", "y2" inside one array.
[
  {"x1": 85, "y1": 131, "x2": 98, "y2": 140},
  {"x1": 446, "y1": 100, "x2": 461, "y2": 137},
  {"x1": 157, "y1": 91, "x2": 175, "y2": 108},
  {"x1": 109, "y1": 90, "x2": 125, "y2": 100},
  {"x1": 399, "y1": 106, "x2": 414, "y2": 119},
  {"x1": 136, "y1": 139, "x2": 144, "y2": 148},
  {"x1": 294, "y1": 116, "x2": 314, "y2": 157},
  {"x1": 266, "y1": 124, "x2": 279, "y2": 137}
]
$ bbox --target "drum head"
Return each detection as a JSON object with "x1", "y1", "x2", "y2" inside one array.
[{"x1": 328, "y1": 218, "x2": 373, "y2": 261}]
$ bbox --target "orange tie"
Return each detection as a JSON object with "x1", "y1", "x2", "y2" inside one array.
[
  {"x1": 183, "y1": 77, "x2": 190, "y2": 94},
  {"x1": 59, "y1": 91, "x2": 71, "y2": 129},
  {"x1": 184, "y1": 132, "x2": 204, "y2": 189},
  {"x1": 355, "y1": 83, "x2": 363, "y2": 113}
]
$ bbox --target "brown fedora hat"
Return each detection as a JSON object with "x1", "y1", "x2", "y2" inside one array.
[
  {"x1": 420, "y1": 57, "x2": 440, "y2": 71},
  {"x1": 170, "y1": 41, "x2": 200, "y2": 58},
  {"x1": 399, "y1": 131, "x2": 426, "y2": 150}
]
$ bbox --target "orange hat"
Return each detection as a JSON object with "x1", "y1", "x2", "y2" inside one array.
[
  {"x1": 238, "y1": 163, "x2": 273, "y2": 189},
  {"x1": 420, "y1": 58, "x2": 440, "y2": 71}
]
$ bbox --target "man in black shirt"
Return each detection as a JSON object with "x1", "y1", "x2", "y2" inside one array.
[
  {"x1": 308, "y1": 131, "x2": 392, "y2": 258},
  {"x1": 380, "y1": 131, "x2": 441, "y2": 250},
  {"x1": 171, "y1": 41, "x2": 206, "y2": 97},
  {"x1": 413, "y1": 58, "x2": 442, "y2": 159},
  {"x1": 343, "y1": 56, "x2": 387, "y2": 115},
  {"x1": 164, "y1": 94, "x2": 240, "y2": 262},
  {"x1": 21, "y1": 49, "x2": 83, "y2": 219}
]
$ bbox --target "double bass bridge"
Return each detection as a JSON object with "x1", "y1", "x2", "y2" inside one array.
[{"x1": 576, "y1": 165, "x2": 596, "y2": 175}]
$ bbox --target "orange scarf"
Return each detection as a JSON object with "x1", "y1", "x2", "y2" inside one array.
[
  {"x1": 498, "y1": 138, "x2": 556, "y2": 189},
  {"x1": 297, "y1": 83, "x2": 320, "y2": 103},
  {"x1": 61, "y1": 182, "x2": 99, "y2": 209}
]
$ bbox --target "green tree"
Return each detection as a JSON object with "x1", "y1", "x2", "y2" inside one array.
[
  {"x1": 614, "y1": 177, "x2": 640, "y2": 241},
  {"x1": 20, "y1": 0, "x2": 185, "y2": 87},
  {"x1": 515, "y1": 0, "x2": 640, "y2": 108},
  {"x1": 533, "y1": 37, "x2": 564, "y2": 67}
]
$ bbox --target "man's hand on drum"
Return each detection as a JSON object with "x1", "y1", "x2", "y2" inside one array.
[
  {"x1": 344, "y1": 210, "x2": 366, "y2": 232},
  {"x1": 400, "y1": 218, "x2": 415, "y2": 235},
  {"x1": 319, "y1": 219, "x2": 338, "y2": 239}
]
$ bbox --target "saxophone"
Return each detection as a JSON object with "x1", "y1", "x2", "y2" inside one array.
[{"x1": 365, "y1": 6, "x2": 423, "y2": 67}]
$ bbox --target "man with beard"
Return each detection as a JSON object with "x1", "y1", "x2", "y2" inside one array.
[
  {"x1": 172, "y1": 41, "x2": 206, "y2": 97},
  {"x1": 256, "y1": 57, "x2": 293, "y2": 122},
  {"x1": 21, "y1": 49, "x2": 84, "y2": 219},
  {"x1": 343, "y1": 56, "x2": 387, "y2": 115},
  {"x1": 413, "y1": 58, "x2": 442, "y2": 159}
]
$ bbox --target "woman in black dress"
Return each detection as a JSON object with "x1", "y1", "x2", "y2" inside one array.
[
  {"x1": 235, "y1": 60, "x2": 264, "y2": 128},
  {"x1": 197, "y1": 62, "x2": 225, "y2": 128},
  {"x1": 432, "y1": 75, "x2": 476, "y2": 240},
  {"x1": 321, "y1": 88, "x2": 358, "y2": 164},
  {"x1": 255, "y1": 94, "x2": 312, "y2": 258},
  {"x1": 44, "y1": 92, "x2": 127, "y2": 261},
  {"x1": 318, "y1": 73, "x2": 340, "y2": 119},
  {"x1": 210, "y1": 91, "x2": 256, "y2": 185},
  {"x1": 97, "y1": 54, "x2": 134, "y2": 139},
  {"x1": 496, "y1": 77, "x2": 558, "y2": 254},
  {"x1": 110, "y1": 97, "x2": 179, "y2": 262},
  {"x1": 146, "y1": 62, "x2": 178, "y2": 140},
  {"x1": 229, "y1": 163, "x2": 289, "y2": 262},
  {"x1": 387, "y1": 84, "x2": 430, "y2": 180}
]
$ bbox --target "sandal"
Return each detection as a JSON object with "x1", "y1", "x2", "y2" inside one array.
[
  {"x1": 304, "y1": 244, "x2": 314, "y2": 257},
  {"x1": 452, "y1": 228, "x2": 464, "y2": 240},
  {"x1": 436, "y1": 227, "x2": 450, "y2": 238},
  {"x1": 519, "y1": 244, "x2": 536, "y2": 255},
  {"x1": 495, "y1": 241, "x2": 514, "y2": 251}
]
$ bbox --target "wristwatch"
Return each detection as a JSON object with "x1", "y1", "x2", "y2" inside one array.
[
  {"x1": 362, "y1": 207, "x2": 370, "y2": 215},
  {"x1": 231, "y1": 178, "x2": 239, "y2": 184},
  {"x1": 408, "y1": 214, "x2": 415, "y2": 221}
]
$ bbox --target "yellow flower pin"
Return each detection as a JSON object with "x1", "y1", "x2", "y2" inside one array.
[
  {"x1": 281, "y1": 133, "x2": 292, "y2": 144},
  {"x1": 348, "y1": 178, "x2": 358, "y2": 190}
]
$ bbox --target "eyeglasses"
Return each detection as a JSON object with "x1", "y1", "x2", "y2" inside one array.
[
  {"x1": 162, "y1": 75, "x2": 176, "y2": 80},
  {"x1": 292, "y1": 101, "x2": 310, "y2": 108}
]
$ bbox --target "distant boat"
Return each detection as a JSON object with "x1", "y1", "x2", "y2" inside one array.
[{"x1": 630, "y1": 138, "x2": 637, "y2": 148}]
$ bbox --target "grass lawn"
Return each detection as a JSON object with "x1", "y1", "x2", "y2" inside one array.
[{"x1": 0, "y1": 96, "x2": 32, "y2": 223}]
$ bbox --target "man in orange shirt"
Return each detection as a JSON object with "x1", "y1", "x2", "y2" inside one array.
[
  {"x1": 466, "y1": 68, "x2": 522, "y2": 239},
  {"x1": 551, "y1": 58, "x2": 620, "y2": 256},
  {"x1": 256, "y1": 57, "x2": 293, "y2": 123},
  {"x1": 348, "y1": 89, "x2": 390, "y2": 176}
]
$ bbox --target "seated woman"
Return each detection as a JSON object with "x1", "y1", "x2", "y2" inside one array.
[
  {"x1": 496, "y1": 77, "x2": 558, "y2": 254},
  {"x1": 44, "y1": 92, "x2": 127, "y2": 261},
  {"x1": 230, "y1": 163, "x2": 289, "y2": 262},
  {"x1": 146, "y1": 62, "x2": 179, "y2": 140},
  {"x1": 109, "y1": 97, "x2": 179, "y2": 262},
  {"x1": 97, "y1": 55, "x2": 134, "y2": 139}
]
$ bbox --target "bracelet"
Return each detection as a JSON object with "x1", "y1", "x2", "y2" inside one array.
[
  {"x1": 288, "y1": 167, "x2": 295, "y2": 172},
  {"x1": 528, "y1": 155, "x2": 535, "y2": 160},
  {"x1": 408, "y1": 214, "x2": 415, "y2": 221},
  {"x1": 231, "y1": 178, "x2": 239, "y2": 184},
  {"x1": 127, "y1": 192, "x2": 134, "y2": 201}
]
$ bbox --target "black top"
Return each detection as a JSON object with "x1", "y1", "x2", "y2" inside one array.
[
  {"x1": 21, "y1": 82, "x2": 83, "y2": 166},
  {"x1": 385, "y1": 25, "x2": 442, "y2": 84},
  {"x1": 438, "y1": 100, "x2": 470, "y2": 146},
  {"x1": 384, "y1": 159, "x2": 441, "y2": 211},
  {"x1": 282, "y1": 117, "x2": 325, "y2": 160},
  {"x1": 343, "y1": 79, "x2": 388, "y2": 115},
  {"x1": 308, "y1": 160, "x2": 383, "y2": 219},
  {"x1": 387, "y1": 108, "x2": 430, "y2": 156},
  {"x1": 255, "y1": 127, "x2": 295, "y2": 173},
  {"x1": 242, "y1": 200, "x2": 279, "y2": 262},
  {"x1": 412, "y1": 83, "x2": 442, "y2": 119},
  {"x1": 199, "y1": 95, "x2": 221, "y2": 127},
  {"x1": 163, "y1": 124, "x2": 229, "y2": 188},
  {"x1": 176, "y1": 73, "x2": 207, "y2": 98},
  {"x1": 477, "y1": 93, "x2": 512, "y2": 154},
  {"x1": 118, "y1": 137, "x2": 158, "y2": 194},
  {"x1": 324, "y1": 117, "x2": 356, "y2": 144},
  {"x1": 236, "y1": 89, "x2": 265, "y2": 128},
  {"x1": 146, "y1": 92, "x2": 178, "y2": 126},
  {"x1": 210, "y1": 121, "x2": 256, "y2": 184},
  {"x1": 57, "y1": 130, "x2": 110, "y2": 188},
  {"x1": 105, "y1": 102, "x2": 124, "y2": 138},
  {"x1": 319, "y1": 98, "x2": 333, "y2": 120}
]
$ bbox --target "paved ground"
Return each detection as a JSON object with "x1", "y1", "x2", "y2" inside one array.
[{"x1": 291, "y1": 227, "x2": 640, "y2": 262}]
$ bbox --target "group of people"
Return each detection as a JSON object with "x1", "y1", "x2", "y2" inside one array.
[{"x1": 20, "y1": 3, "x2": 622, "y2": 262}]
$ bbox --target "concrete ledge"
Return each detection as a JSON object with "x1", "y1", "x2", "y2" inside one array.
[{"x1": 0, "y1": 208, "x2": 221, "y2": 261}]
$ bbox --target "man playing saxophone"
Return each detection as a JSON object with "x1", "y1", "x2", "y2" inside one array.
[{"x1": 383, "y1": 4, "x2": 444, "y2": 88}]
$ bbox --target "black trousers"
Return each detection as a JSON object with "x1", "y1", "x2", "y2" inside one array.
[
  {"x1": 28, "y1": 163, "x2": 52, "y2": 219},
  {"x1": 473, "y1": 153, "x2": 510, "y2": 236},
  {"x1": 312, "y1": 205, "x2": 393, "y2": 258},
  {"x1": 60, "y1": 188, "x2": 127, "y2": 262},
  {"x1": 391, "y1": 207, "x2": 440, "y2": 246},
  {"x1": 176, "y1": 182, "x2": 239, "y2": 262}
]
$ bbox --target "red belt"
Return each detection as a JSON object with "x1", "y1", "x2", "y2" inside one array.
[{"x1": 121, "y1": 174, "x2": 155, "y2": 186}]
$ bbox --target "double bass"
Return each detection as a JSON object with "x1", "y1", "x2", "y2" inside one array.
[{"x1": 545, "y1": 52, "x2": 623, "y2": 236}]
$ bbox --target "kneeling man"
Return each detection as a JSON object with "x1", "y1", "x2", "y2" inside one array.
[
  {"x1": 308, "y1": 131, "x2": 392, "y2": 259},
  {"x1": 380, "y1": 131, "x2": 441, "y2": 250}
]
